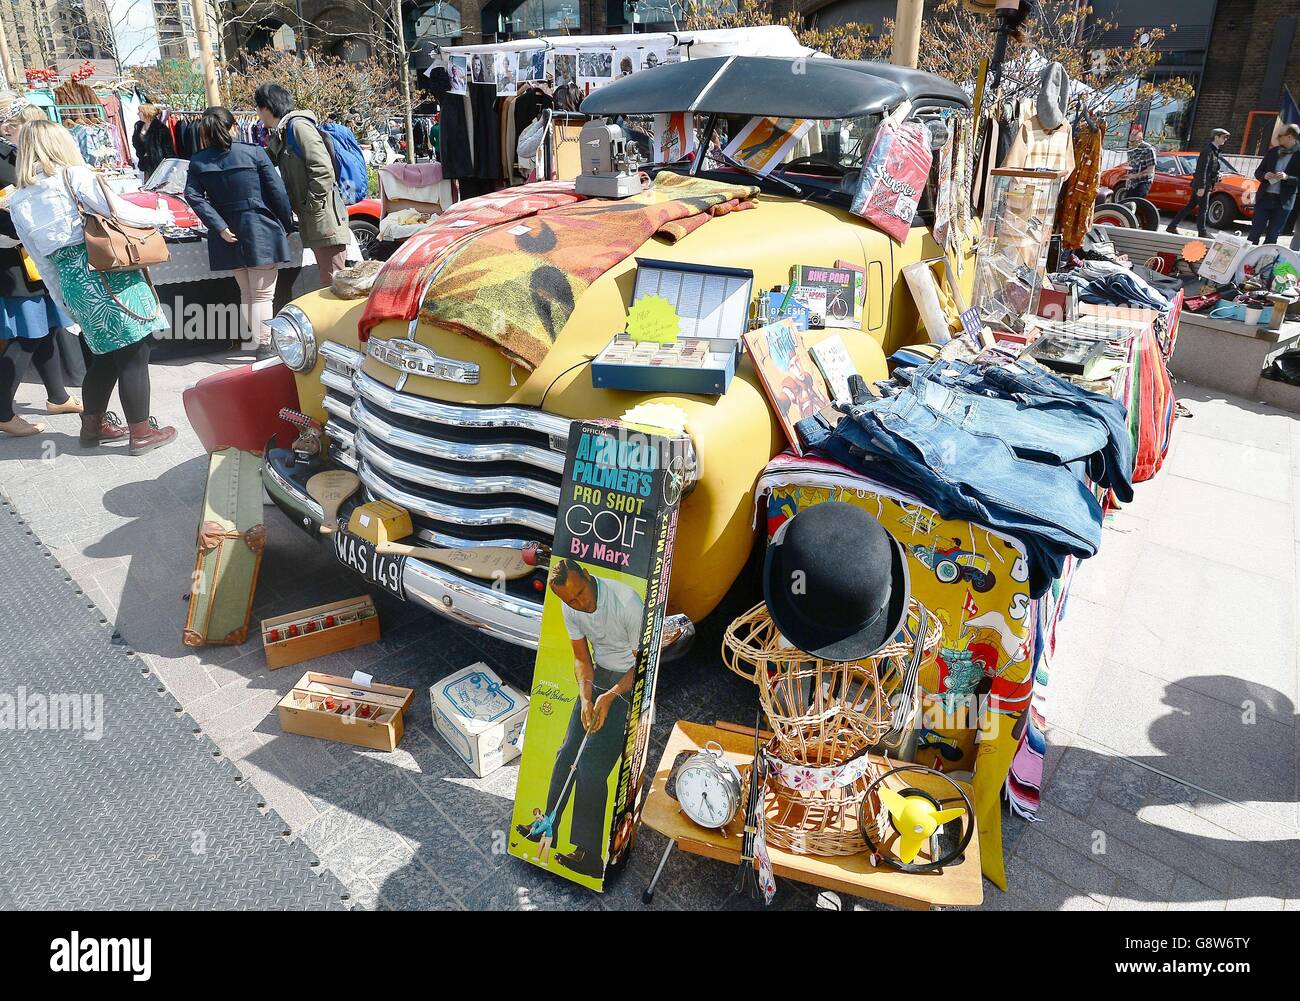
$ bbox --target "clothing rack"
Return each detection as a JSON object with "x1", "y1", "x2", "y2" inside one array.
[{"x1": 55, "y1": 104, "x2": 106, "y2": 125}]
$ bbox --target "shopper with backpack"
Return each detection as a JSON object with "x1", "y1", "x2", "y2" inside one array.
[{"x1": 255, "y1": 84, "x2": 350, "y2": 289}]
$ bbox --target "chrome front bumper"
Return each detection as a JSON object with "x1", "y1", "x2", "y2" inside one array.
[{"x1": 261, "y1": 452, "x2": 695, "y2": 657}]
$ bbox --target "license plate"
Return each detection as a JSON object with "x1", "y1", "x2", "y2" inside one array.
[{"x1": 333, "y1": 527, "x2": 406, "y2": 601}]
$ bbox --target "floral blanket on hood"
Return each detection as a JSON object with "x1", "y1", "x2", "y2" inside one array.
[{"x1": 359, "y1": 173, "x2": 757, "y2": 370}]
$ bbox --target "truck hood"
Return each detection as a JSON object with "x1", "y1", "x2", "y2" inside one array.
[{"x1": 357, "y1": 190, "x2": 892, "y2": 421}]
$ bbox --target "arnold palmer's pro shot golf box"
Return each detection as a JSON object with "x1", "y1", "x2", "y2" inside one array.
[{"x1": 509, "y1": 419, "x2": 687, "y2": 891}]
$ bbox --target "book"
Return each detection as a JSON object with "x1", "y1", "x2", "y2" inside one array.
[
  {"x1": 743, "y1": 318, "x2": 834, "y2": 456},
  {"x1": 789, "y1": 286, "x2": 827, "y2": 328},
  {"x1": 792, "y1": 264, "x2": 860, "y2": 328},
  {"x1": 509, "y1": 420, "x2": 688, "y2": 891},
  {"x1": 809, "y1": 334, "x2": 859, "y2": 406},
  {"x1": 758, "y1": 289, "x2": 811, "y2": 331},
  {"x1": 834, "y1": 259, "x2": 867, "y2": 307}
]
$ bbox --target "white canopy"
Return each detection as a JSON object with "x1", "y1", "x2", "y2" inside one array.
[{"x1": 444, "y1": 24, "x2": 815, "y2": 60}]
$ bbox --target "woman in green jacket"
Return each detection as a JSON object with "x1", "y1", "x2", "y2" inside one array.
[{"x1": 255, "y1": 84, "x2": 351, "y2": 289}]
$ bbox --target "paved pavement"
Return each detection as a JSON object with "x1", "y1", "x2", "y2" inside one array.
[{"x1": 1, "y1": 348, "x2": 1297, "y2": 910}]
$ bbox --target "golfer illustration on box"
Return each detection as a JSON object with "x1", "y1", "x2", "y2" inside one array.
[{"x1": 515, "y1": 558, "x2": 645, "y2": 879}]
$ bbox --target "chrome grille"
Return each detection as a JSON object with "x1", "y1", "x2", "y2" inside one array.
[{"x1": 319, "y1": 344, "x2": 567, "y2": 550}]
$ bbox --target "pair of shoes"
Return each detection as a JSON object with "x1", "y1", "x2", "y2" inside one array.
[
  {"x1": 553, "y1": 848, "x2": 604, "y2": 879},
  {"x1": 254, "y1": 342, "x2": 278, "y2": 362},
  {"x1": 515, "y1": 823, "x2": 542, "y2": 843},
  {"x1": 128, "y1": 416, "x2": 177, "y2": 456},
  {"x1": 46, "y1": 395, "x2": 84, "y2": 415},
  {"x1": 80, "y1": 411, "x2": 127, "y2": 446},
  {"x1": 0, "y1": 415, "x2": 46, "y2": 436}
]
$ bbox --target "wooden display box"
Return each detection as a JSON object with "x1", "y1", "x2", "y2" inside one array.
[
  {"x1": 261, "y1": 596, "x2": 380, "y2": 670},
  {"x1": 277, "y1": 672, "x2": 415, "y2": 752}
]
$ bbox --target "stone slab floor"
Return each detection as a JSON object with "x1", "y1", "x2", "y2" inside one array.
[{"x1": 2, "y1": 351, "x2": 1296, "y2": 911}]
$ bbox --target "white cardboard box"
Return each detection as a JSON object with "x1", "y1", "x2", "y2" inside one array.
[{"x1": 430, "y1": 663, "x2": 529, "y2": 777}]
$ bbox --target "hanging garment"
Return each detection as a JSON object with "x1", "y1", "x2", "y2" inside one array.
[
  {"x1": 1003, "y1": 103, "x2": 1075, "y2": 178},
  {"x1": 431, "y1": 85, "x2": 473, "y2": 179},
  {"x1": 1055, "y1": 119, "x2": 1105, "y2": 249},
  {"x1": 469, "y1": 82, "x2": 502, "y2": 180}
]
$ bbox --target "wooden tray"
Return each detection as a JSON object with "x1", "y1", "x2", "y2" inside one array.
[{"x1": 642, "y1": 721, "x2": 983, "y2": 910}]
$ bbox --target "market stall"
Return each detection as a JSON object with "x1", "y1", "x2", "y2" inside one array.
[{"x1": 182, "y1": 43, "x2": 1190, "y2": 905}]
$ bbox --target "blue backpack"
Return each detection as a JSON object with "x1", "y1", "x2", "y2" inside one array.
[{"x1": 287, "y1": 119, "x2": 369, "y2": 205}]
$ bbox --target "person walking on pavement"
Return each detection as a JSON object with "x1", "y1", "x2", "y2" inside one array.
[
  {"x1": 1248, "y1": 124, "x2": 1300, "y2": 245},
  {"x1": 184, "y1": 106, "x2": 296, "y2": 361},
  {"x1": 255, "y1": 84, "x2": 351, "y2": 290},
  {"x1": 0, "y1": 96, "x2": 79, "y2": 437},
  {"x1": 6, "y1": 119, "x2": 177, "y2": 455},
  {"x1": 1168, "y1": 127, "x2": 1230, "y2": 236},
  {"x1": 1124, "y1": 125, "x2": 1156, "y2": 200}
]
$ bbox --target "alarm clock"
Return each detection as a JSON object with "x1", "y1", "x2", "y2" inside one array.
[{"x1": 675, "y1": 741, "x2": 744, "y2": 831}]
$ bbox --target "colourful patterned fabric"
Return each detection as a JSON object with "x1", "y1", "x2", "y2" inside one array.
[
  {"x1": 358, "y1": 180, "x2": 585, "y2": 342},
  {"x1": 754, "y1": 453, "x2": 1035, "y2": 890},
  {"x1": 49, "y1": 243, "x2": 166, "y2": 355},
  {"x1": 419, "y1": 173, "x2": 758, "y2": 370}
]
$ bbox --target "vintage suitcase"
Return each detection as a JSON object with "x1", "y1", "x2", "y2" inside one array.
[{"x1": 183, "y1": 447, "x2": 266, "y2": 646}]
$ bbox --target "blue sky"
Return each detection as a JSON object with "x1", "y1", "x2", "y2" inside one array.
[{"x1": 108, "y1": 0, "x2": 162, "y2": 66}]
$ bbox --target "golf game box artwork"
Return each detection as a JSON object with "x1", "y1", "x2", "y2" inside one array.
[{"x1": 510, "y1": 419, "x2": 688, "y2": 891}]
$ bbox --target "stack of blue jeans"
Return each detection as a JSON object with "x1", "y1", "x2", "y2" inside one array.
[{"x1": 796, "y1": 358, "x2": 1133, "y2": 598}]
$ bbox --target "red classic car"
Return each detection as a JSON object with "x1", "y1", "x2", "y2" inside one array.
[{"x1": 1100, "y1": 151, "x2": 1258, "y2": 229}]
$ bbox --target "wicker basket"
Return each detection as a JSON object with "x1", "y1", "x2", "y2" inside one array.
[{"x1": 722, "y1": 599, "x2": 941, "y2": 766}]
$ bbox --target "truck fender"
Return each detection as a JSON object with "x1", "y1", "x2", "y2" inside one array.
[{"x1": 183, "y1": 358, "x2": 302, "y2": 454}]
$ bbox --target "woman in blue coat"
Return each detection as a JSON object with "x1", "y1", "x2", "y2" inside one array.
[{"x1": 185, "y1": 106, "x2": 296, "y2": 359}]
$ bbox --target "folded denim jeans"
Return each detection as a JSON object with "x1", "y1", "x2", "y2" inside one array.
[{"x1": 794, "y1": 357, "x2": 1127, "y2": 597}]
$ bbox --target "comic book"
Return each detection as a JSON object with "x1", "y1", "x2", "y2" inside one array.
[
  {"x1": 508, "y1": 419, "x2": 687, "y2": 891},
  {"x1": 743, "y1": 318, "x2": 834, "y2": 456}
]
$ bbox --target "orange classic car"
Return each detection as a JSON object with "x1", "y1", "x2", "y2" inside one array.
[{"x1": 1100, "y1": 150, "x2": 1258, "y2": 229}]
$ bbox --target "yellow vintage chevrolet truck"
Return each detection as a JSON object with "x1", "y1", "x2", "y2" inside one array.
[{"x1": 190, "y1": 56, "x2": 972, "y2": 658}]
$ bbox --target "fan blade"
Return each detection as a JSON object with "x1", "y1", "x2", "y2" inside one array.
[
  {"x1": 896, "y1": 831, "x2": 926, "y2": 864},
  {"x1": 931, "y1": 807, "x2": 966, "y2": 826},
  {"x1": 877, "y1": 786, "x2": 910, "y2": 822}
]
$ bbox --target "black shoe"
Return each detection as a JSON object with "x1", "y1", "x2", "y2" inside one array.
[
  {"x1": 1165, "y1": 225, "x2": 1178, "y2": 234},
  {"x1": 515, "y1": 823, "x2": 542, "y2": 843},
  {"x1": 554, "y1": 848, "x2": 604, "y2": 879},
  {"x1": 254, "y1": 342, "x2": 278, "y2": 362}
]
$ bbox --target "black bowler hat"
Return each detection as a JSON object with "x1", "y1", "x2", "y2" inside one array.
[{"x1": 763, "y1": 502, "x2": 910, "y2": 661}]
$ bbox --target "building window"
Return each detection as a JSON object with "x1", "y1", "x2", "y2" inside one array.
[{"x1": 413, "y1": 2, "x2": 462, "y2": 43}]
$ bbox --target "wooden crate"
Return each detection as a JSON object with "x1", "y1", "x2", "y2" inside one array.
[
  {"x1": 277, "y1": 672, "x2": 414, "y2": 752},
  {"x1": 261, "y1": 596, "x2": 380, "y2": 670}
]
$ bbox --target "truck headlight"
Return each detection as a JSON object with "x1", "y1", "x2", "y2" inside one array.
[{"x1": 266, "y1": 305, "x2": 317, "y2": 372}]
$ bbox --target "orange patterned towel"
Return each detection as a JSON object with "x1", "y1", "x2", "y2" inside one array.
[
  {"x1": 358, "y1": 181, "x2": 585, "y2": 342},
  {"x1": 419, "y1": 173, "x2": 758, "y2": 370}
]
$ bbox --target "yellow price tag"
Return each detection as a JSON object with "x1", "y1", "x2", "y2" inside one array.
[{"x1": 626, "y1": 295, "x2": 680, "y2": 344}]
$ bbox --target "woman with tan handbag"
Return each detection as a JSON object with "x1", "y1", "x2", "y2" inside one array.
[
  {"x1": 7, "y1": 118, "x2": 177, "y2": 455},
  {"x1": 0, "y1": 96, "x2": 79, "y2": 437}
]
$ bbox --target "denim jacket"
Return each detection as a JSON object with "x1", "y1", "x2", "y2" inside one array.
[{"x1": 7, "y1": 165, "x2": 169, "y2": 312}]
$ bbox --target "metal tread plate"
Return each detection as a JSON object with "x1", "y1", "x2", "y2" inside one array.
[{"x1": 0, "y1": 495, "x2": 349, "y2": 910}]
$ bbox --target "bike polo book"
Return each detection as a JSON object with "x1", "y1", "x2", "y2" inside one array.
[
  {"x1": 790, "y1": 264, "x2": 860, "y2": 328},
  {"x1": 509, "y1": 418, "x2": 687, "y2": 891}
]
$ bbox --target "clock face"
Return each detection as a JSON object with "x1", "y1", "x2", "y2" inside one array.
[{"x1": 677, "y1": 761, "x2": 735, "y2": 829}]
